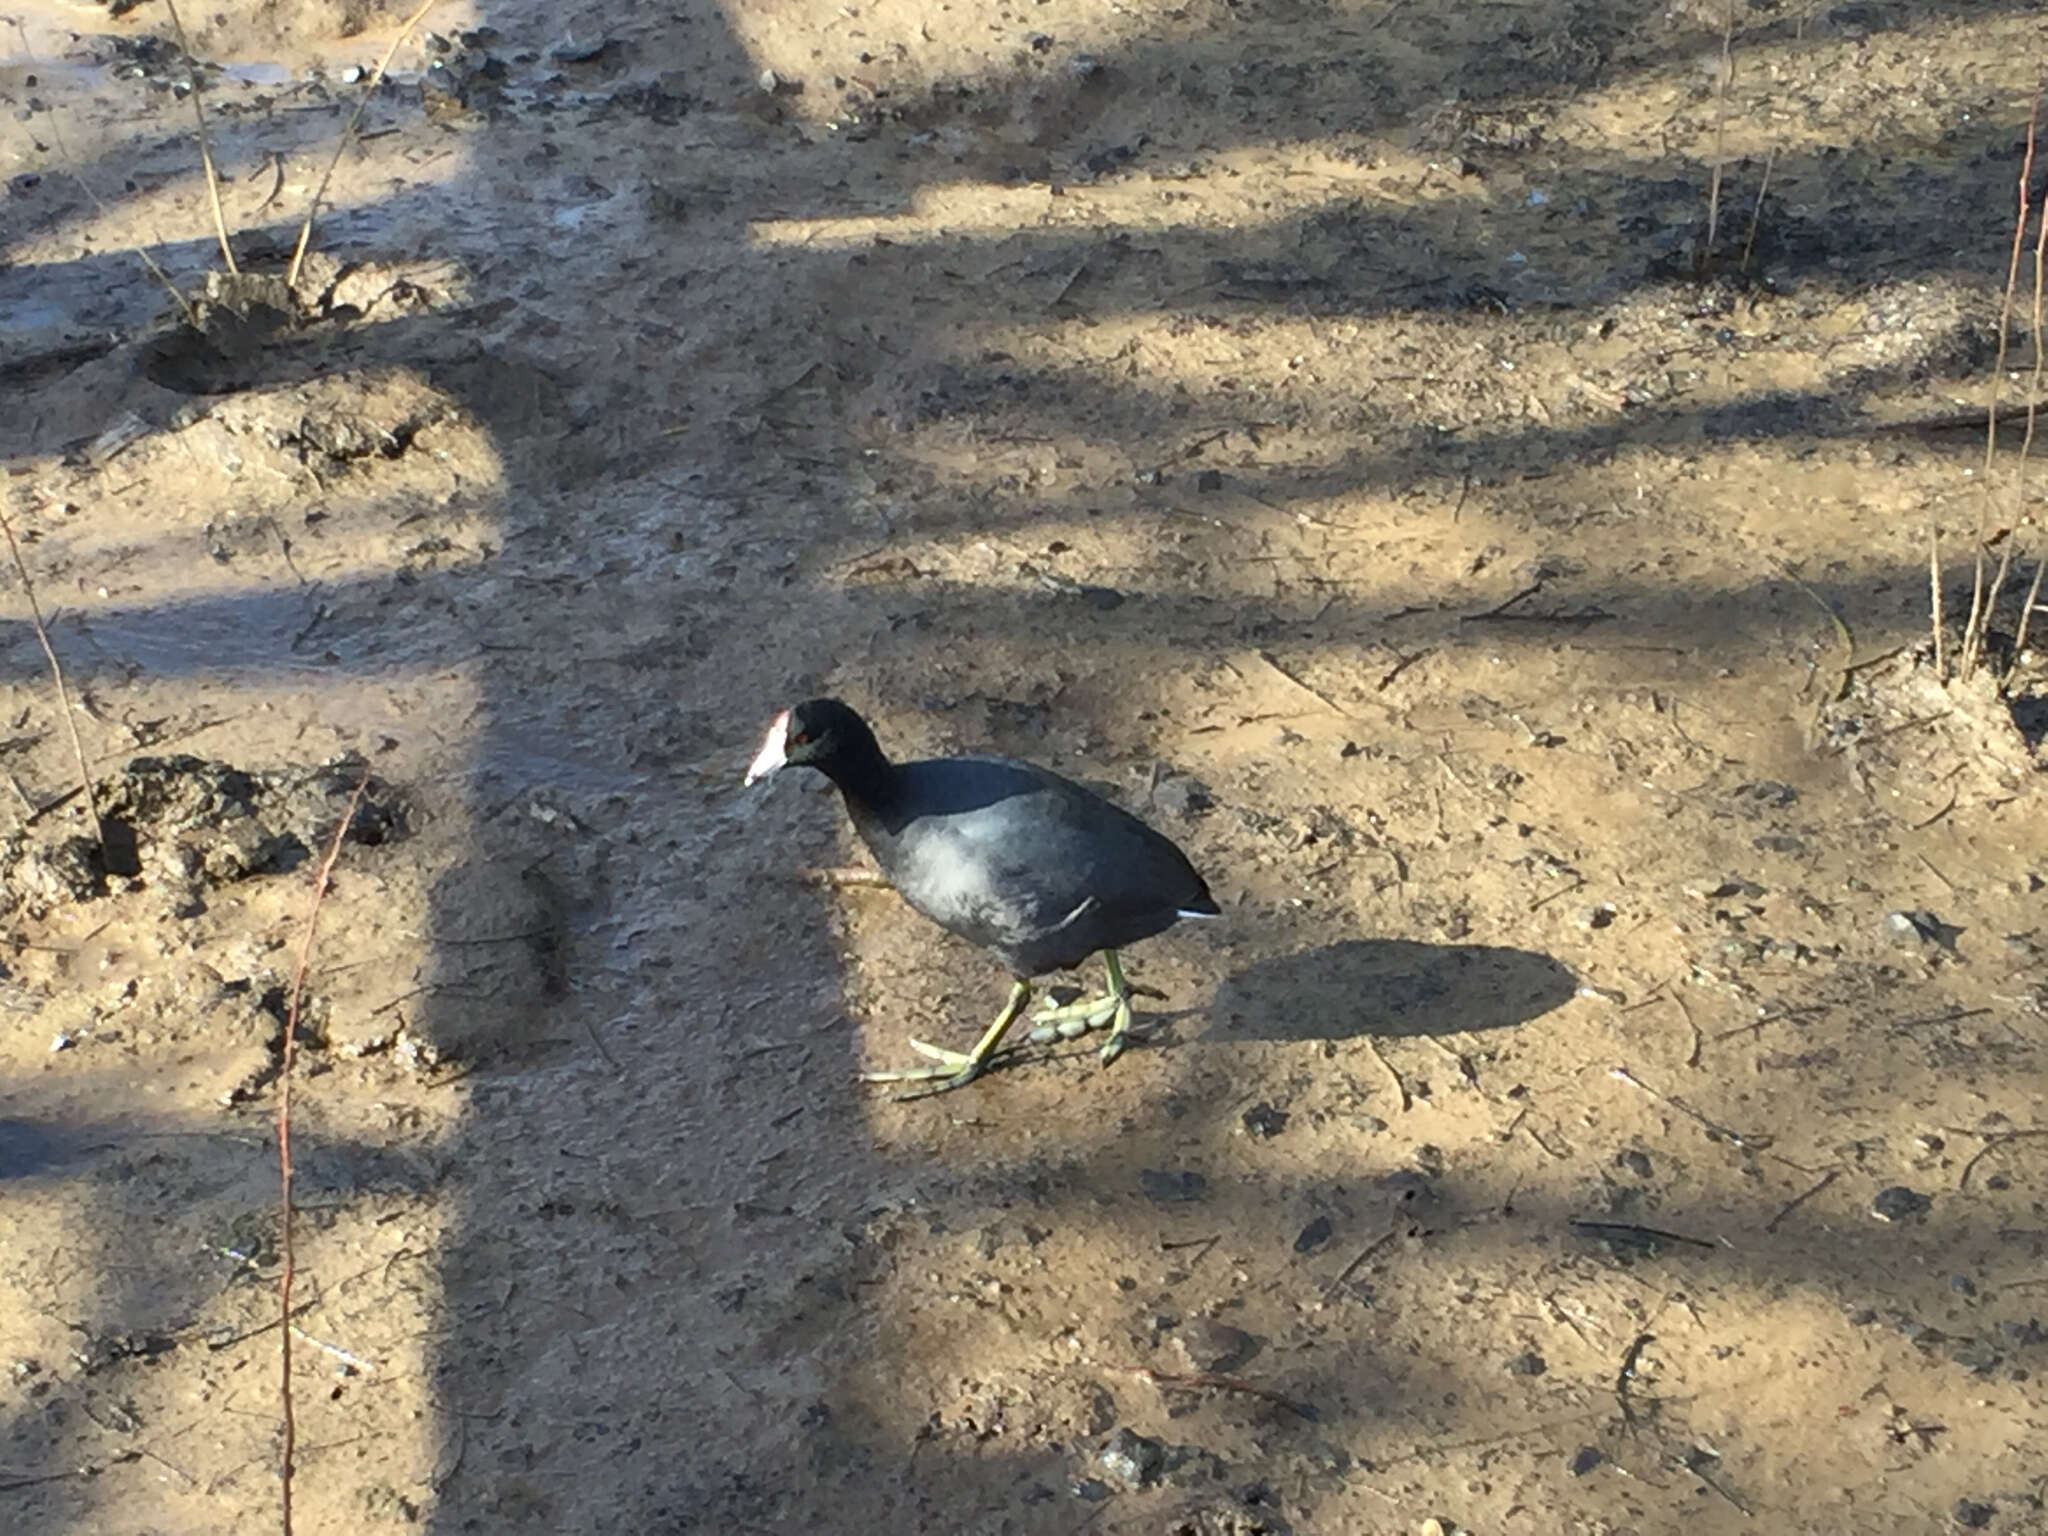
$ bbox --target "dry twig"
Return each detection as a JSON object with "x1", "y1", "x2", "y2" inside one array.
[
  {"x1": 1963, "y1": 84, "x2": 2044, "y2": 677},
  {"x1": 1703, "y1": 0, "x2": 1736, "y2": 262},
  {"x1": 287, "y1": 0, "x2": 441, "y2": 290},
  {"x1": 162, "y1": 0, "x2": 239, "y2": 275},
  {"x1": 0, "y1": 507, "x2": 106, "y2": 857},
  {"x1": 277, "y1": 764, "x2": 372, "y2": 1536}
]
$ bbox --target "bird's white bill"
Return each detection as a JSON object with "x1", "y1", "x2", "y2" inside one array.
[{"x1": 743, "y1": 710, "x2": 792, "y2": 785}]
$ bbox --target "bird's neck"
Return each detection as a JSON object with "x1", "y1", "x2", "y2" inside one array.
[{"x1": 817, "y1": 738, "x2": 898, "y2": 816}]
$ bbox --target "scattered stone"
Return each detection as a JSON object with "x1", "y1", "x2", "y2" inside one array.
[
  {"x1": 1569, "y1": 1445, "x2": 1604, "y2": 1476},
  {"x1": 1241, "y1": 1104, "x2": 1289, "y2": 1139},
  {"x1": 1614, "y1": 1149, "x2": 1653, "y2": 1179},
  {"x1": 1952, "y1": 1340, "x2": 2003, "y2": 1374},
  {"x1": 1952, "y1": 1499, "x2": 1994, "y2": 1529},
  {"x1": 1998, "y1": 1318, "x2": 2047, "y2": 1346},
  {"x1": 1683, "y1": 876, "x2": 1765, "y2": 902},
  {"x1": 1294, "y1": 1216, "x2": 1333, "y2": 1254},
  {"x1": 1733, "y1": 780, "x2": 1798, "y2": 808},
  {"x1": 1159, "y1": 1443, "x2": 1232, "y2": 1487},
  {"x1": 1176, "y1": 1320, "x2": 1258, "y2": 1374},
  {"x1": 1506, "y1": 1350, "x2": 1547, "y2": 1376},
  {"x1": 1070, "y1": 1478, "x2": 1112, "y2": 1502},
  {"x1": 1897, "y1": 1318, "x2": 1947, "y2": 1348},
  {"x1": 1951, "y1": 1274, "x2": 1978, "y2": 1298},
  {"x1": 1140, "y1": 1169, "x2": 1209, "y2": 1204},
  {"x1": 1870, "y1": 1185, "x2": 1932, "y2": 1223},
  {"x1": 1151, "y1": 774, "x2": 1215, "y2": 820},
  {"x1": 1195, "y1": 468, "x2": 1223, "y2": 492},
  {"x1": 1574, "y1": 902, "x2": 1616, "y2": 930},
  {"x1": 1096, "y1": 1427, "x2": 1165, "y2": 1490},
  {"x1": 1883, "y1": 909, "x2": 1961, "y2": 953},
  {"x1": 1752, "y1": 833, "x2": 1806, "y2": 855}
]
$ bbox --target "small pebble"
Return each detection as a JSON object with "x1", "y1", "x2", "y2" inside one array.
[
  {"x1": 1241, "y1": 1103, "x2": 1289, "y2": 1138},
  {"x1": 1870, "y1": 1185, "x2": 1932, "y2": 1223},
  {"x1": 1883, "y1": 909, "x2": 1958, "y2": 952},
  {"x1": 1952, "y1": 1498, "x2": 1994, "y2": 1528},
  {"x1": 1294, "y1": 1215, "x2": 1334, "y2": 1253},
  {"x1": 1176, "y1": 1319, "x2": 1257, "y2": 1373},
  {"x1": 1096, "y1": 1427, "x2": 1164, "y2": 1490},
  {"x1": 1506, "y1": 1350, "x2": 1547, "y2": 1377},
  {"x1": 1569, "y1": 1445, "x2": 1604, "y2": 1476},
  {"x1": 1951, "y1": 1274, "x2": 1978, "y2": 1298}
]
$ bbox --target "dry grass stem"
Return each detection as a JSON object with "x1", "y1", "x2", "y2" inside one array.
[
  {"x1": 276, "y1": 763, "x2": 373, "y2": 1536},
  {"x1": 162, "y1": 0, "x2": 240, "y2": 275},
  {"x1": 1704, "y1": 0, "x2": 1736, "y2": 262},
  {"x1": 2011, "y1": 123, "x2": 2048, "y2": 668},
  {"x1": 1963, "y1": 85, "x2": 2042, "y2": 676},
  {"x1": 286, "y1": 0, "x2": 441, "y2": 291},
  {"x1": 1741, "y1": 146, "x2": 1775, "y2": 274},
  {"x1": 0, "y1": 506, "x2": 107, "y2": 856},
  {"x1": 1929, "y1": 523, "x2": 1946, "y2": 678}
]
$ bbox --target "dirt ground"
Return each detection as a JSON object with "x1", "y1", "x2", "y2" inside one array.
[{"x1": 3, "y1": 0, "x2": 2047, "y2": 1530}]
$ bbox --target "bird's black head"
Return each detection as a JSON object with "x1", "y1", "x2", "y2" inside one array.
[{"x1": 744, "y1": 698, "x2": 884, "y2": 785}]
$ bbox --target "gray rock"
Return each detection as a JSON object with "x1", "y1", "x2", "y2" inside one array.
[
  {"x1": 1096, "y1": 1427, "x2": 1165, "y2": 1490},
  {"x1": 1241, "y1": 1104, "x2": 1289, "y2": 1138},
  {"x1": 1870, "y1": 1185, "x2": 1932, "y2": 1223},
  {"x1": 1175, "y1": 1319, "x2": 1258, "y2": 1374}
]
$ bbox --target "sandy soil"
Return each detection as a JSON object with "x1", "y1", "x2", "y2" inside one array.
[{"x1": 3, "y1": 0, "x2": 2047, "y2": 1531}]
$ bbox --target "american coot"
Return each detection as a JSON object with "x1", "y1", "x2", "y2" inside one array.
[{"x1": 746, "y1": 698, "x2": 1218, "y2": 1098}]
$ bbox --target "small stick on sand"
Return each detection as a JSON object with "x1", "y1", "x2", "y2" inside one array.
[
  {"x1": 0, "y1": 506, "x2": 106, "y2": 859},
  {"x1": 277, "y1": 763, "x2": 372, "y2": 1536},
  {"x1": 162, "y1": 0, "x2": 239, "y2": 275},
  {"x1": 287, "y1": 0, "x2": 441, "y2": 291}
]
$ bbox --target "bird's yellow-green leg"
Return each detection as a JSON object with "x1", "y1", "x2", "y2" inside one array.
[
  {"x1": 860, "y1": 979, "x2": 1032, "y2": 1101},
  {"x1": 1028, "y1": 950, "x2": 1135, "y2": 1066}
]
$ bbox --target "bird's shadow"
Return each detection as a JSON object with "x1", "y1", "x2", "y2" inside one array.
[{"x1": 1207, "y1": 939, "x2": 1578, "y2": 1042}]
